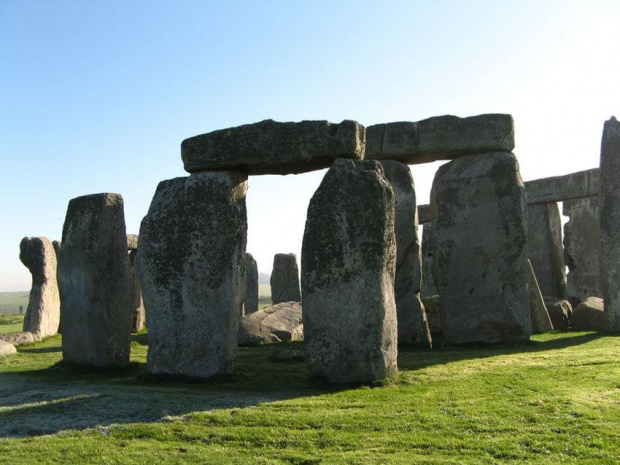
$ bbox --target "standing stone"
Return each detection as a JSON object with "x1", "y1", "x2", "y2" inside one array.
[
  {"x1": 527, "y1": 260, "x2": 554, "y2": 333},
  {"x1": 19, "y1": 237, "x2": 61, "y2": 337},
  {"x1": 431, "y1": 152, "x2": 531, "y2": 344},
  {"x1": 563, "y1": 196, "x2": 601, "y2": 306},
  {"x1": 244, "y1": 253, "x2": 259, "y2": 314},
  {"x1": 138, "y1": 172, "x2": 248, "y2": 378},
  {"x1": 421, "y1": 223, "x2": 438, "y2": 298},
  {"x1": 599, "y1": 117, "x2": 620, "y2": 330},
  {"x1": 270, "y1": 254, "x2": 301, "y2": 304},
  {"x1": 57, "y1": 193, "x2": 132, "y2": 367},
  {"x1": 128, "y1": 250, "x2": 145, "y2": 332},
  {"x1": 526, "y1": 203, "x2": 566, "y2": 299},
  {"x1": 379, "y1": 160, "x2": 431, "y2": 347},
  {"x1": 302, "y1": 158, "x2": 398, "y2": 384},
  {"x1": 544, "y1": 297, "x2": 572, "y2": 330}
]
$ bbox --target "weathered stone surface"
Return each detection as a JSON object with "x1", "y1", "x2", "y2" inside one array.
[
  {"x1": 0, "y1": 340, "x2": 16, "y2": 357},
  {"x1": 366, "y1": 114, "x2": 514, "y2": 164},
  {"x1": 244, "y1": 253, "x2": 259, "y2": 315},
  {"x1": 138, "y1": 172, "x2": 248, "y2": 378},
  {"x1": 52, "y1": 240, "x2": 61, "y2": 258},
  {"x1": 599, "y1": 117, "x2": 620, "y2": 330},
  {"x1": 127, "y1": 234, "x2": 139, "y2": 251},
  {"x1": 182, "y1": 119, "x2": 365, "y2": 175},
  {"x1": 563, "y1": 196, "x2": 601, "y2": 306},
  {"x1": 0, "y1": 332, "x2": 40, "y2": 346},
  {"x1": 527, "y1": 260, "x2": 554, "y2": 333},
  {"x1": 238, "y1": 301, "x2": 303, "y2": 346},
  {"x1": 571, "y1": 297, "x2": 606, "y2": 331},
  {"x1": 302, "y1": 158, "x2": 398, "y2": 383},
  {"x1": 421, "y1": 223, "x2": 437, "y2": 298},
  {"x1": 128, "y1": 250, "x2": 145, "y2": 332},
  {"x1": 58, "y1": 193, "x2": 132, "y2": 367},
  {"x1": 380, "y1": 160, "x2": 431, "y2": 347},
  {"x1": 421, "y1": 295, "x2": 442, "y2": 334},
  {"x1": 544, "y1": 297, "x2": 572, "y2": 330},
  {"x1": 526, "y1": 203, "x2": 566, "y2": 299},
  {"x1": 270, "y1": 254, "x2": 301, "y2": 304},
  {"x1": 430, "y1": 152, "x2": 531, "y2": 344},
  {"x1": 19, "y1": 236, "x2": 60, "y2": 337},
  {"x1": 418, "y1": 204, "x2": 431, "y2": 224},
  {"x1": 524, "y1": 169, "x2": 599, "y2": 205}
]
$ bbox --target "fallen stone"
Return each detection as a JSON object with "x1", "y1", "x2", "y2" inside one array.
[
  {"x1": 0, "y1": 332, "x2": 40, "y2": 347},
  {"x1": 270, "y1": 253, "x2": 301, "y2": 305},
  {"x1": 127, "y1": 234, "x2": 139, "y2": 251},
  {"x1": 544, "y1": 297, "x2": 572, "y2": 330},
  {"x1": 244, "y1": 253, "x2": 259, "y2": 315},
  {"x1": 524, "y1": 168, "x2": 599, "y2": 205},
  {"x1": 420, "y1": 223, "x2": 437, "y2": 298},
  {"x1": 527, "y1": 260, "x2": 554, "y2": 333},
  {"x1": 571, "y1": 297, "x2": 606, "y2": 331},
  {"x1": 238, "y1": 301, "x2": 303, "y2": 346},
  {"x1": 302, "y1": 158, "x2": 398, "y2": 384},
  {"x1": 128, "y1": 250, "x2": 145, "y2": 332},
  {"x1": 182, "y1": 119, "x2": 365, "y2": 175},
  {"x1": 270, "y1": 347, "x2": 305, "y2": 362},
  {"x1": 421, "y1": 295, "x2": 442, "y2": 334},
  {"x1": 0, "y1": 340, "x2": 16, "y2": 357}
]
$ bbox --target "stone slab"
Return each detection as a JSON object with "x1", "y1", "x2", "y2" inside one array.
[
  {"x1": 571, "y1": 296, "x2": 606, "y2": 331},
  {"x1": 524, "y1": 168, "x2": 599, "y2": 205},
  {"x1": 527, "y1": 260, "x2": 554, "y2": 333},
  {"x1": 544, "y1": 297, "x2": 572, "y2": 330},
  {"x1": 270, "y1": 253, "x2": 301, "y2": 304},
  {"x1": 0, "y1": 332, "x2": 40, "y2": 347},
  {"x1": 244, "y1": 253, "x2": 259, "y2": 314},
  {"x1": 0, "y1": 340, "x2": 16, "y2": 357},
  {"x1": 238, "y1": 301, "x2": 303, "y2": 346},
  {"x1": 420, "y1": 223, "x2": 437, "y2": 298}
]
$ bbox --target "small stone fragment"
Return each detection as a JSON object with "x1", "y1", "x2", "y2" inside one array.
[{"x1": 0, "y1": 340, "x2": 16, "y2": 357}]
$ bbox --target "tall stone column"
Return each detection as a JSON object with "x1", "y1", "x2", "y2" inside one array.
[
  {"x1": 270, "y1": 253, "x2": 301, "y2": 304},
  {"x1": 128, "y1": 249, "x2": 145, "y2": 332},
  {"x1": 244, "y1": 253, "x2": 259, "y2": 314},
  {"x1": 420, "y1": 223, "x2": 437, "y2": 298}
]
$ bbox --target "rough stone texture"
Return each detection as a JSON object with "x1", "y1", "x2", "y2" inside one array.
[
  {"x1": 128, "y1": 250, "x2": 145, "y2": 332},
  {"x1": 270, "y1": 254, "x2": 301, "y2": 305},
  {"x1": 19, "y1": 236, "x2": 61, "y2": 337},
  {"x1": 244, "y1": 253, "x2": 259, "y2": 315},
  {"x1": 238, "y1": 301, "x2": 303, "y2": 346},
  {"x1": 526, "y1": 203, "x2": 566, "y2": 299},
  {"x1": 421, "y1": 223, "x2": 438, "y2": 298},
  {"x1": 138, "y1": 172, "x2": 248, "y2": 378},
  {"x1": 58, "y1": 193, "x2": 132, "y2": 367},
  {"x1": 599, "y1": 117, "x2": 620, "y2": 330},
  {"x1": 0, "y1": 340, "x2": 16, "y2": 357},
  {"x1": 127, "y1": 234, "x2": 139, "y2": 251},
  {"x1": 544, "y1": 297, "x2": 572, "y2": 330},
  {"x1": 366, "y1": 114, "x2": 514, "y2": 164},
  {"x1": 0, "y1": 332, "x2": 40, "y2": 346},
  {"x1": 430, "y1": 152, "x2": 531, "y2": 344},
  {"x1": 524, "y1": 168, "x2": 599, "y2": 205},
  {"x1": 380, "y1": 160, "x2": 431, "y2": 347},
  {"x1": 527, "y1": 260, "x2": 554, "y2": 333},
  {"x1": 182, "y1": 119, "x2": 365, "y2": 175},
  {"x1": 52, "y1": 241, "x2": 61, "y2": 258},
  {"x1": 418, "y1": 204, "x2": 431, "y2": 224},
  {"x1": 571, "y1": 297, "x2": 606, "y2": 331},
  {"x1": 421, "y1": 295, "x2": 442, "y2": 334},
  {"x1": 302, "y1": 158, "x2": 398, "y2": 384},
  {"x1": 563, "y1": 196, "x2": 601, "y2": 306}
]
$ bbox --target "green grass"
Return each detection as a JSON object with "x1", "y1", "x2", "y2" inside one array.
[
  {"x1": 0, "y1": 313, "x2": 25, "y2": 334},
  {"x1": 1, "y1": 331, "x2": 620, "y2": 463},
  {"x1": 259, "y1": 284, "x2": 271, "y2": 297}
]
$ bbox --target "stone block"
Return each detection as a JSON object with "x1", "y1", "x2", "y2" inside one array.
[{"x1": 244, "y1": 253, "x2": 259, "y2": 314}]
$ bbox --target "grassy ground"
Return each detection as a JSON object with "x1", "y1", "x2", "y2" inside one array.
[
  {"x1": 259, "y1": 284, "x2": 271, "y2": 297},
  {"x1": 1, "y1": 331, "x2": 619, "y2": 463},
  {"x1": 0, "y1": 313, "x2": 25, "y2": 334}
]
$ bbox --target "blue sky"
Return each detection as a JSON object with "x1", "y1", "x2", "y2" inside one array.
[{"x1": 1, "y1": 0, "x2": 618, "y2": 290}]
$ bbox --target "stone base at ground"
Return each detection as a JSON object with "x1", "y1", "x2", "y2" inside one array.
[
  {"x1": 544, "y1": 297, "x2": 572, "y2": 330},
  {"x1": 0, "y1": 332, "x2": 41, "y2": 347},
  {"x1": 0, "y1": 340, "x2": 16, "y2": 356},
  {"x1": 527, "y1": 260, "x2": 554, "y2": 333},
  {"x1": 571, "y1": 297, "x2": 606, "y2": 331},
  {"x1": 238, "y1": 301, "x2": 303, "y2": 346},
  {"x1": 421, "y1": 295, "x2": 442, "y2": 334}
]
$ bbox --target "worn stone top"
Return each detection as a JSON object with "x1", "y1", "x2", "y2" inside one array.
[
  {"x1": 181, "y1": 119, "x2": 365, "y2": 175},
  {"x1": 523, "y1": 168, "x2": 599, "y2": 204},
  {"x1": 365, "y1": 114, "x2": 514, "y2": 164}
]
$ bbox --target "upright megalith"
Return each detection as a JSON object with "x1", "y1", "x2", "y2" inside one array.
[
  {"x1": 431, "y1": 152, "x2": 531, "y2": 344},
  {"x1": 302, "y1": 158, "x2": 398, "y2": 384},
  {"x1": 19, "y1": 237, "x2": 60, "y2": 337},
  {"x1": 420, "y1": 223, "x2": 437, "y2": 298},
  {"x1": 244, "y1": 253, "x2": 259, "y2": 314},
  {"x1": 379, "y1": 160, "x2": 431, "y2": 347},
  {"x1": 138, "y1": 172, "x2": 248, "y2": 378},
  {"x1": 57, "y1": 193, "x2": 132, "y2": 367},
  {"x1": 270, "y1": 254, "x2": 301, "y2": 304},
  {"x1": 128, "y1": 250, "x2": 145, "y2": 332},
  {"x1": 599, "y1": 116, "x2": 620, "y2": 330},
  {"x1": 527, "y1": 260, "x2": 554, "y2": 334}
]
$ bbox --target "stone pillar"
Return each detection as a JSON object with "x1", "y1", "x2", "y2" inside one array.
[
  {"x1": 421, "y1": 223, "x2": 438, "y2": 298},
  {"x1": 379, "y1": 160, "x2": 431, "y2": 347},
  {"x1": 270, "y1": 253, "x2": 301, "y2": 304},
  {"x1": 599, "y1": 116, "x2": 620, "y2": 330},
  {"x1": 431, "y1": 152, "x2": 531, "y2": 344},
  {"x1": 244, "y1": 253, "x2": 259, "y2": 314},
  {"x1": 563, "y1": 196, "x2": 601, "y2": 306},
  {"x1": 138, "y1": 172, "x2": 248, "y2": 379},
  {"x1": 128, "y1": 250, "x2": 145, "y2": 332},
  {"x1": 302, "y1": 158, "x2": 398, "y2": 384},
  {"x1": 19, "y1": 237, "x2": 60, "y2": 337},
  {"x1": 526, "y1": 202, "x2": 566, "y2": 298},
  {"x1": 527, "y1": 260, "x2": 553, "y2": 333},
  {"x1": 57, "y1": 193, "x2": 132, "y2": 367}
]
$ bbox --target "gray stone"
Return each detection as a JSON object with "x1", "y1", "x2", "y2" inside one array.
[
  {"x1": 244, "y1": 253, "x2": 259, "y2": 314},
  {"x1": 563, "y1": 196, "x2": 602, "y2": 306},
  {"x1": 128, "y1": 250, "x2": 145, "y2": 332},
  {"x1": 182, "y1": 119, "x2": 365, "y2": 175},
  {"x1": 127, "y1": 234, "x2": 139, "y2": 251},
  {"x1": 0, "y1": 332, "x2": 40, "y2": 347},
  {"x1": 19, "y1": 237, "x2": 61, "y2": 337},
  {"x1": 599, "y1": 117, "x2": 620, "y2": 330},
  {"x1": 302, "y1": 158, "x2": 398, "y2": 383},
  {"x1": 526, "y1": 203, "x2": 566, "y2": 299},
  {"x1": 544, "y1": 297, "x2": 572, "y2": 330},
  {"x1": 238, "y1": 301, "x2": 303, "y2": 346},
  {"x1": 0, "y1": 340, "x2": 16, "y2": 357},
  {"x1": 527, "y1": 260, "x2": 554, "y2": 333},
  {"x1": 571, "y1": 296, "x2": 606, "y2": 331},
  {"x1": 138, "y1": 172, "x2": 247, "y2": 379},
  {"x1": 430, "y1": 152, "x2": 531, "y2": 344},
  {"x1": 421, "y1": 223, "x2": 438, "y2": 298},
  {"x1": 366, "y1": 114, "x2": 514, "y2": 164},
  {"x1": 421, "y1": 295, "x2": 442, "y2": 334},
  {"x1": 524, "y1": 169, "x2": 599, "y2": 205},
  {"x1": 417, "y1": 204, "x2": 431, "y2": 224},
  {"x1": 270, "y1": 254, "x2": 301, "y2": 305},
  {"x1": 58, "y1": 193, "x2": 132, "y2": 367},
  {"x1": 379, "y1": 160, "x2": 431, "y2": 347},
  {"x1": 52, "y1": 240, "x2": 61, "y2": 258}
]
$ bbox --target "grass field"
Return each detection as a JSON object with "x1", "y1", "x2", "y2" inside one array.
[
  {"x1": 0, "y1": 291, "x2": 29, "y2": 314},
  {"x1": 0, "y1": 313, "x2": 25, "y2": 334},
  {"x1": 1, "y1": 331, "x2": 619, "y2": 463}
]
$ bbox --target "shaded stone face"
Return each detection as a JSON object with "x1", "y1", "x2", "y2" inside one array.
[
  {"x1": 128, "y1": 250, "x2": 145, "y2": 332},
  {"x1": 182, "y1": 119, "x2": 365, "y2": 175},
  {"x1": 431, "y1": 152, "x2": 531, "y2": 344},
  {"x1": 57, "y1": 193, "x2": 132, "y2": 367},
  {"x1": 302, "y1": 158, "x2": 398, "y2": 384},
  {"x1": 524, "y1": 168, "x2": 599, "y2": 205},
  {"x1": 420, "y1": 223, "x2": 437, "y2": 298},
  {"x1": 544, "y1": 297, "x2": 572, "y2": 330},
  {"x1": 244, "y1": 253, "x2": 259, "y2": 315},
  {"x1": 270, "y1": 254, "x2": 301, "y2": 304},
  {"x1": 571, "y1": 297, "x2": 606, "y2": 331},
  {"x1": 527, "y1": 260, "x2": 554, "y2": 334},
  {"x1": 138, "y1": 172, "x2": 248, "y2": 379},
  {"x1": 19, "y1": 236, "x2": 60, "y2": 337}
]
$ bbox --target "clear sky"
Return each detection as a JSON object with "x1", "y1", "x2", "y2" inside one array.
[{"x1": 1, "y1": 0, "x2": 618, "y2": 291}]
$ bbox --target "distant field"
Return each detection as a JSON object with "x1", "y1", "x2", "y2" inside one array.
[
  {"x1": 0, "y1": 291, "x2": 29, "y2": 315},
  {"x1": 0, "y1": 313, "x2": 25, "y2": 334},
  {"x1": 258, "y1": 284, "x2": 270, "y2": 297}
]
